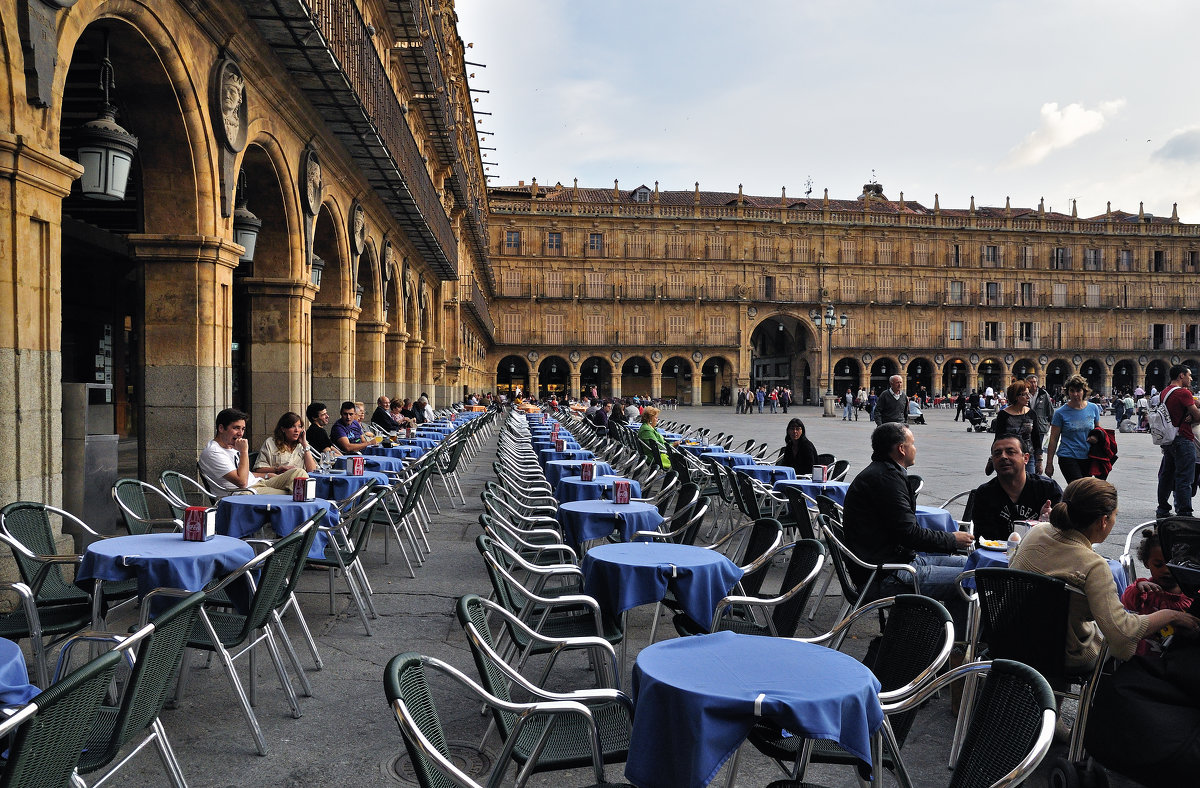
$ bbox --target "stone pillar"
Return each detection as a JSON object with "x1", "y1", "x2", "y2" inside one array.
[
  {"x1": 421, "y1": 346, "x2": 435, "y2": 400},
  {"x1": 385, "y1": 329, "x2": 409, "y2": 397},
  {"x1": 0, "y1": 136, "x2": 83, "y2": 509},
  {"x1": 611, "y1": 374, "x2": 622, "y2": 399},
  {"x1": 651, "y1": 372, "x2": 662, "y2": 400},
  {"x1": 690, "y1": 376, "x2": 703, "y2": 406},
  {"x1": 312, "y1": 304, "x2": 357, "y2": 406},
  {"x1": 528, "y1": 371, "x2": 540, "y2": 401},
  {"x1": 405, "y1": 339, "x2": 424, "y2": 400},
  {"x1": 244, "y1": 278, "x2": 314, "y2": 445},
  {"x1": 569, "y1": 372, "x2": 581, "y2": 400},
  {"x1": 129, "y1": 234, "x2": 244, "y2": 479},
  {"x1": 355, "y1": 320, "x2": 387, "y2": 405}
]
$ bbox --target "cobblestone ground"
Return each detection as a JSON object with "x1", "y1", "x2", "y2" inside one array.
[{"x1": 74, "y1": 405, "x2": 1150, "y2": 788}]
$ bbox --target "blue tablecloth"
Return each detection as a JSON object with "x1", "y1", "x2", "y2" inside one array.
[
  {"x1": 678, "y1": 443, "x2": 713, "y2": 456},
  {"x1": 538, "y1": 448, "x2": 595, "y2": 467},
  {"x1": 775, "y1": 479, "x2": 850, "y2": 506},
  {"x1": 419, "y1": 424, "x2": 453, "y2": 435},
  {"x1": 334, "y1": 454, "x2": 407, "y2": 474},
  {"x1": 660, "y1": 432, "x2": 685, "y2": 442},
  {"x1": 545, "y1": 460, "x2": 615, "y2": 488},
  {"x1": 628, "y1": 632, "x2": 883, "y2": 788},
  {"x1": 916, "y1": 505, "x2": 956, "y2": 533},
  {"x1": 583, "y1": 543, "x2": 743, "y2": 627},
  {"x1": 532, "y1": 438, "x2": 582, "y2": 453},
  {"x1": 394, "y1": 437, "x2": 438, "y2": 451},
  {"x1": 215, "y1": 495, "x2": 335, "y2": 559},
  {"x1": 963, "y1": 548, "x2": 1128, "y2": 595},
  {"x1": 0, "y1": 638, "x2": 38, "y2": 705},
  {"x1": 77, "y1": 533, "x2": 256, "y2": 606},
  {"x1": 700, "y1": 452, "x2": 755, "y2": 468},
  {"x1": 555, "y1": 475, "x2": 643, "y2": 504},
  {"x1": 733, "y1": 464, "x2": 796, "y2": 484},
  {"x1": 363, "y1": 444, "x2": 423, "y2": 460},
  {"x1": 308, "y1": 470, "x2": 389, "y2": 502},
  {"x1": 414, "y1": 431, "x2": 444, "y2": 443},
  {"x1": 557, "y1": 500, "x2": 663, "y2": 549}
]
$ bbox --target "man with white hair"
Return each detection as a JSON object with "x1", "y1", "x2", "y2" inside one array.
[{"x1": 873, "y1": 374, "x2": 909, "y2": 425}]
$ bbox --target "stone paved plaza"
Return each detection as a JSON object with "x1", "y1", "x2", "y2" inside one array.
[{"x1": 84, "y1": 405, "x2": 1153, "y2": 788}]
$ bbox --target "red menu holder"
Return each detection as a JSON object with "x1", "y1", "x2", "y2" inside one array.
[
  {"x1": 183, "y1": 506, "x2": 215, "y2": 542},
  {"x1": 292, "y1": 477, "x2": 316, "y2": 502},
  {"x1": 554, "y1": 439, "x2": 566, "y2": 451},
  {"x1": 349, "y1": 456, "x2": 366, "y2": 476},
  {"x1": 813, "y1": 465, "x2": 829, "y2": 483},
  {"x1": 406, "y1": 426, "x2": 414, "y2": 438},
  {"x1": 613, "y1": 480, "x2": 631, "y2": 504},
  {"x1": 580, "y1": 462, "x2": 595, "y2": 482}
]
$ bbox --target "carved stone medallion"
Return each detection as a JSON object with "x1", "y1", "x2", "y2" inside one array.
[
  {"x1": 301, "y1": 147, "x2": 323, "y2": 216},
  {"x1": 350, "y1": 202, "x2": 366, "y2": 256},
  {"x1": 212, "y1": 58, "x2": 247, "y2": 153}
]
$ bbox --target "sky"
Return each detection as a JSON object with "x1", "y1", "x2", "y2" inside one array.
[{"x1": 454, "y1": 0, "x2": 1200, "y2": 220}]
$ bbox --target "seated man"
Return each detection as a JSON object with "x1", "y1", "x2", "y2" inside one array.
[
  {"x1": 331, "y1": 400, "x2": 373, "y2": 454},
  {"x1": 305, "y1": 401, "x2": 340, "y2": 456},
  {"x1": 972, "y1": 435, "x2": 1062, "y2": 541},
  {"x1": 371, "y1": 395, "x2": 400, "y2": 432},
  {"x1": 843, "y1": 422, "x2": 973, "y2": 637},
  {"x1": 199, "y1": 408, "x2": 307, "y2": 497},
  {"x1": 398, "y1": 398, "x2": 417, "y2": 422}
]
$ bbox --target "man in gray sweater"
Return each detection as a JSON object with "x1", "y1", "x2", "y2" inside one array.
[{"x1": 873, "y1": 375, "x2": 909, "y2": 425}]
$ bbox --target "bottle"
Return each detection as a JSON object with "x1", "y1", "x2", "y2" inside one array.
[{"x1": 1007, "y1": 530, "x2": 1022, "y2": 561}]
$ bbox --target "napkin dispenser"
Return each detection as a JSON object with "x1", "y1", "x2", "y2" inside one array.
[
  {"x1": 554, "y1": 438, "x2": 566, "y2": 451},
  {"x1": 813, "y1": 465, "x2": 829, "y2": 483},
  {"x1": 580, "y1": 461, "x2": 595, "y2": 482},
  {"x1": 292, "y1": 476, "x2": 316, "y2": 502},
  {"x1": 613, "y1": 480, "x2": 631, "y2": 504},
  {"x1": 349, "y1": 456, "x2": 366, "y2": 476},
  {"x1": 183, "y1": 506, "x2": 216, "y2": 541}
]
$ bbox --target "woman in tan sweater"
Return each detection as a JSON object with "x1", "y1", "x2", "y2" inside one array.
[{"x1": 1011, "y1": 477, "x2": 1198, "y2": 670}]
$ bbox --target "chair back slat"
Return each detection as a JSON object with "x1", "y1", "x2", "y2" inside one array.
[
  {"x1": 385, "y1": 654, "x2": 461, "y2": 788},
  {"x1": 973, "y1": 568, "x2": 1071, "y2": 682},
  {"x1": 0, "y1": 503, "x2": 81, "y2": 602}
]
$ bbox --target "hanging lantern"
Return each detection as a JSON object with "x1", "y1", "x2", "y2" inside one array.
[
  {"x1": 311, "y1": 254, "x2": 325, "y2": 289},
  {"x1": 232, "y1": 170, "x2": 261, "y2": 264},
  {"x1": 843, "y1": 364, "x2": 850, "y2": 374},
  {"x1": 551, "y1": 363, "x2": 557, "y2": 373},
  {"x1": 633, "y1": 364, "x2": 639, "y2": 374},
  {"x1": 592, "y1": 363, "x2": 599, "y2": 374},
  {"x1": 509, "y1": 362, "x2": 515, "y2": 373},
  {"x1": 673, "y1": 364, "x2": 680, "y2": 374},
  {"x1": 355, "y1": 284, "x2": 364, "y2": 309},
  {"x1": 76, "y1": 30, "x2": 139, "y2": 201}
]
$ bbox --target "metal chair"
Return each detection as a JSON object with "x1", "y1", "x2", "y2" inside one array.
[
  {"x1": 305, "y1": 486, "x2": 389, "y2": 635},
  {"x1": 0, "y1": 580, "x2": 90, "y2": 688},
  {"x1": 158, "y1": 470, "x2": 217, "y2": 519},
  {"x1": 112, "y1": 478, "x2": 183, "y2": 535}
]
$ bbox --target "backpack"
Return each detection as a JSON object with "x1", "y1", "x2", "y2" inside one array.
[{"x1": 1149, "y1": 386, "x2": 1181, "y2": 446}]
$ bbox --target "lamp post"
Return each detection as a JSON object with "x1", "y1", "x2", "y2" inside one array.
[{"x1": 809, "y1": 304, "x2": 848, "y2": 417}]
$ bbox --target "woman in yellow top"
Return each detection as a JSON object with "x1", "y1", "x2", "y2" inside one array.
[
  {"x1": 637, "y1": 406, "x2": 671, "y2": 471},
  {"x1": 1011, "y1": 477, "x2": 1198, "y2": 670}
]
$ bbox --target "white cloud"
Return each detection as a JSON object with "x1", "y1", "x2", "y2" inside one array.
[
  {"x1": 1154, "y1": 127, "x2": 1200, "y2": 163},
  {"x1": 1006, "y1": 100, "x2": 1126, "y2": 167}
]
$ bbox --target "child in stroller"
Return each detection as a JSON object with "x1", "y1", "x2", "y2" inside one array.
[{"x1": 964, "y1": 404, "x2": 990, "y2": 432}]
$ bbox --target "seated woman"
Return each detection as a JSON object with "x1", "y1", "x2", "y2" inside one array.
[
  {"x1": 1011, "y1": 477, "x2": 1198, "y2": 671},
  {"x1": 778, "y1": 418, "x2": 818, "y2": 475},
  {"x1": 636, "y1": 406, "x2": 671, "y2": 471},
  {"x1": 255, "y1": 411, "x2": 318, "y2": 476}
]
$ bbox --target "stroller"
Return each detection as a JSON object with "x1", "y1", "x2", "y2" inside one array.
[{"x1": 963, "y1": 405, "x2": 990, "y2": 432}]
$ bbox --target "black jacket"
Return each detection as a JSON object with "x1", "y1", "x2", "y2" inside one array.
[
  {"x1": 779, "y1": 437, "x2": 818, "y2": 475},
  {"x1": 843, "y1": 458, "x2": 956, "y2": 566}
]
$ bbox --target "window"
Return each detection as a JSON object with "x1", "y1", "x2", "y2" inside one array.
[
  {"x1": 841, "y1": 240, "x2": 857, "y2": 263},
  {"x1": 1152, "y1": 323, "x2": 1170, "y2": 350},
  {"x1": 1153, "y1": 250, "x2": 1166, "y2": 272},
  {"x1": 877, "y1": 241, "x2": 893, "y2": 265},
  {"x1": 667, "y1": 273, "x2": 687, "y2": 298},
  {"x1": 1187, "y1": 251, "x2": 1199, "y2": 271},
  {"x1": 546, "y1": 232, "x2": 562, "y2": 255},
  {"x1": 706, "y1": 234, "x2": 725, "y2": 260},
  {"x1": 667, "y1": 234, "x2": 686, "y2": 259},
  {"x1": 1052, "y1": 247, "x2": 1070, "y2": 270},
  {"x1": 1118, "y1": 249, "x2": 1133, "y2": 271},
  {"x1": 796, "y1": 278, "x2": 811, "y2": 302},
  {"x1": 1018, "y1": 282, "x2": 1035, "y2": 306},
  {"x1": 501, "y1": 312, "x2": 521, "y2": 344},
  {"x1": 707, "y1": 315, "x2": 727, "y2": 341},
  {"x1": 1084, "y1": 248, "x2": 1102, "y2": 271},
  {"x1": 877, "y1": 320, "x2": 895, "y2": 344},
  {"x1": 585, "y1": 271, "x2": 605, "y2": 299},
  {"x1": 626, "y1": 314, "x2": 645, "y2": 344},
  {"x1": 633, "y1": 187, "x2": 651, "y2": 203},
  {"x1": 983, "y1": 321, "x2": 999, "y2": 342},
  {"x1": 1119, "y1": 323, "x2": 1136, "y2": 348},
  {"x1": 1052, "y1": 282, "x2": 1067, "y2": 306},
  {"x1": 950, "y1": 244, "x2": 962, "y2": 267},
  {"x1": 544, "y1": 270, "x2": 564, "y2": 298},
  {"x1": 791, "y1": 237, "x2": 809, "y2": 263},
  {"x1": 912, "y1": 242, "x2": 930, "y2": 265},
  {"x1": 756, "y1": 237, "x2": 774, "y2": 261},
  {"x1": 947, "y1": 321, "x2": 965, "y2": 342},
  {"x1": 1085, "y1": 284, "x2": 1101, "y2": 308},
  {"x1": 707, "y1": 274, "x2": 725, "y2": 300},
  {"x1": 502, "y1": 269, "x2": 521, "y2": 297},
  {"x1": 914, "y1": 320, "x2": 930, "y2": 341},
  {"x1": 1084, "y1": 321, "x2": 1101, "y2": 341},
  {"x1": 587, "y1": 233, "x2": 603, "y2": 254},
  {"x1": 1018, "y1": 321, "x2": 1034, "y2": 342},
  {"x1": 504, "y1": 230, "x2": 520, "y2": 251},
  {"x1": 840, "y1": 278, "x2": 857, "y2": 301},
  {"x1": 984, "y1": 281, "x2": 1000, "y2": 306},
  {"x1": 628, "y1": 233, "x2": 647, "y2": 258},
  {"x1": 1187, "y1": 324, "x2": 1200, "y2": 350},
  {"x1": 948, "y1": 280, "x2": 965, "y2": 305},
  {"x1": 544, "y1": 314, "x2": 564, "y2": 344},
  {"x1": 667, "y1": 314, "x2": 688, "y2": 339},
  {"x1": 877, "y1": 278, "x2": 892, "y2": 303},
  {"x1": 584, "y1": 314, "x2": 606, "y2": 345},
  {"x1": 626, "y1": 272, "x2": 645, "y2": 298},
  {"x1": 983, "y1": 245, "x2": 999, "y2": 267},
  {"x1": 761, "y1": 276, "x2": 776, "y2": 300},
  {"x1": 1018, "y1": 246, "x2": 1034, "y2": 269}
]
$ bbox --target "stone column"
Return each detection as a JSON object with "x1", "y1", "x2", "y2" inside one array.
[
  {"x1": 651, "y1": 372, "x2": 663, "y2": 400},
  {"x1": 421, "y1": 346, "x2": 435, "y2": 399},
  {"x1": 355, "y1": 320, "x2": 387, "y2": 405},
  {"x1": 611, "y1": 374, "x2": 622, "y2": 399},
  {"x1": 406, "y1": 340, "x2": 424, "y2": 400},
  {"x1": 528, "y1": 371, "x2": 540, "y2": 401},
  {"x1": 312, "y1": 304, "x2": 357, "y2": 406},
  {"x1": 690, "y1": 376, "x2": 703, "y2": 407},
  {"x1": 244, "y1": 278, "x2": 314, "y2": 445},
  {"x1": 385, "y1": 329, "x2": 409, "y2": 397},
  {"x1": 569, "y1": 372, "x2": 581, "y2": 400},
  {"x1": 0, "y1": 136, "x2": 83, "y2": 510},
  {"x1": 129, "y1": 234, "x2": 244, "y2": 479}
]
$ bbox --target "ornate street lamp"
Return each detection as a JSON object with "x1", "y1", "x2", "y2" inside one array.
[
  {"x1": 355, "y1": 284, "x2": 364, "y2": 309},
  {"x1": 311, "y1": 254, "x2": 325, "y2": 289},
  {"x1": 809, "y1": 303, "x2": 848, "y2": 417},
  {"x1": 76, "y1": 30, "x2": 139, "y2": 201},
  {"x1": 232, "y1": 170, "x2": 261, "y2": 264}
]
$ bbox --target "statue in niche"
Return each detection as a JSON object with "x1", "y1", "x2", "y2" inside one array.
[{"x1": 220, "y1": 68, "x2": 245, "y2": 147}]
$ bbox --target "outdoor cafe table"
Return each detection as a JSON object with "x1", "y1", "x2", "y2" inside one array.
[
  {"x1": 659, "y1": 431, "x2": 685, "y2": 442},
  {"x1": 916, "y1": 505, "x2": 956, "y2": 533},
  {"x1": 362, "y1": 444, "x2": 423, "y2": 460},
  {"x1": 733, "y1": 464, "x2": 796, "y2": 485},
  {"x1": 336, "y1": 455, "x2": 407, "y2": 474},
  {"x1": 538, "y1": 447, "x2": 594, "y2": 467},
  {"x1": 532, "y1": 438, "x2": 582, "y2": 452},
  {"x1": 215, "y1": 494, "x2": 335, "y2": 559},
  {"x1": 414, "y1": 430, "x2": 445, "y2": 443},
  {"x1": 557, "y1": 500, "x2": 663, "y2": 550},
  {"x1": 545, "y1": 459, "x2": 614, "y2": 488},
  {"x1": 0, "y1": 638, "x2": 38, "y2": 703},
  {"x1": 774, "y1": 479, "x2": 851, "y2": 506},
  {"x1": 678, "y1": 442, "x2": 713, "y2": 457},
  {"x1": 308, "y1": 470, "x2": 389, "y2": 502},
  {"x1": 76, "y1": 533, "x2": 256, "y2": 619},
  {"x1": 963, "y1": 547, "x2": 1128, "y2": 595},
  {"x1": 555, "y1": 474, "x2": 643, "y2": 504},
  {"x1": 394, "y1": 437, "x2": 438, "y2": 452},
  {"x1": 627, "y1": 632, "x2": 883, "y2": 788},
  {"x1": 582, "y1": 542, "x2": 743, "y2": 629},
  {"x1": 700, "y1": 452, "x2": 755, "y2": 468}
]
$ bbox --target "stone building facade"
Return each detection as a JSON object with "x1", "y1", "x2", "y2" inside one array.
[
  {"x1": 0, "y1": 0, "x2": 491, "y2": 523},
  {"x1": 486, "y1": 180, "x2": 1200, "y2": 405}
]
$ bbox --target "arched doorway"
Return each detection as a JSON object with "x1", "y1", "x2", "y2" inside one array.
[
  {"x1": 1146, "y1": 360, "x2": 1169, "y2": 392},
  {"x1": 538, "y1": 356, "x2": 568, "y2": 399},
  {"x1": 497, "y1": 355, "x2": 528, "y2": 398},
  {"x1": 311, "y1": 204, "x2": 350, "y2": 403},
  {"x1": 1112, "y1": 360, "x2": 1137, "y2": 394},
  {"x1": 749, "y1": 316, "x2": 810, "y2": 394},
  {"x1": 978, "y1": 358, "x2": 1004, "y2": 393},
  {"x1": 662, "y1": 356, "x2": 693, "y2": 405},
  {"x1": 621, "y1": 356, "x2": 652, "y2": 398},
  {"x1": 580, "y1": 356, "x2": 612, "y2": 399},
  {"x1": 701, "y1": 357, "x2": 732, "y2": 405},
  {"x1": 906, "y1": 358, "x2": 933, "y2": 397},
  {"x1": 833, "y1": 357, "x2": 860, "y2": 400},
  {"x1": 870, "y1": 358, "x2": 897, "y2": 394},
  {"x1": 1046, "y1": 359, "x2": 1071, "y2": 395},
  {"x1": 1012, "y1": 358, "x2": 1036, "y2": 383},
  {"x1": 943, "y1": 358, "x2": 969, "y2": 396},
  {"x1": 1080, "y1": 359, "x2": 1105, "y2": 395}
]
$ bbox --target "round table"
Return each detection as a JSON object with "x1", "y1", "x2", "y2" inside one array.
[
  {"x1": 545, "y1": 459, "x2": 615, "y2": 488},
  {"x1": 916, "y1": 505, "x2": 956, "y2": 533},
  {"x1": 733, "y1": 464, "x2": 796, "y2": 484},
  {"x1": 582, "y1": 542, "x2": 743, "y2": 627},
  {"x1": 532, "y1": 438, "x2": 582, "y2": 452},
  {"x1": 538, "y1": 448, "x2": 595, "y2": 467},
  {"x1": 963, "y1": 548, "x2": 1128, "y2": 595},
  {"x1": 308, "y1": 470, "x2": 390, "y2": 501},
  {"x1": 678, "y1": 443, "x2": 713, "y2": 457},
  {"x1": 215, "y1": 494, "x2": 335, "y2": 559},
  {"x1": 628, "y1": 632, "x2": 883, "y2": 788},
  {"x1": 775, "y1": 479, "x2": 850, "y2": 506},
  {"x1": 394, "y1": 437, "x2": 437, "y2": 451},
  {"x1": 0, "y1": 638, "x2": 38, "y2": 705},
  {"x1": 334, "y1": 454, "x2": 407, "y2": 474},
  {"x1": 556, "y1": 500, "x2": 663, "y2": 549},
  {"x1": 555, "y1": 475, "x2": 643, "y2": 504},
  {"x1": 362, "y1": 444, "x2": 423, "y2": 460},
  {"x1": 700, "y1": 452, "x2": 755, "y2": 468}
]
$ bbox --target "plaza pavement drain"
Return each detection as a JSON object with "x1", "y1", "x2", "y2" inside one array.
[{"x1": 386, "y1": 742, "x2": 492, "y2": 785}]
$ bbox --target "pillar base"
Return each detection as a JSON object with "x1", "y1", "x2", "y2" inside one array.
[{"x1": 822, "y1": 393, "x2": 839, "y2": 417}]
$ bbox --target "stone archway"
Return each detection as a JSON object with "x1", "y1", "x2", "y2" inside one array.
[
  {"x1": 621, "y1": 356, "x2": 653, "y2": 398},
  {"x1": 1113, "y1": 360, "x2": 1137, "y2": 395},
  {"x1": 906, "y1": 357, "x2": 933, "y2": 397},
  {"x1": 1146, "y1": 359, "x2": 1170, "y2": 392},
  {"x1": 581, "y1": 356, "x2": 613, "y2": 399},
  {"x1": 1080, "y1": 358, "x2": 1105, "y2": 395},
  {"x1": 749, "y1": 313, "x2": 813, "y2": 397},
  {"x1": 700, "y1": 355, "x2": 733, "y2": 405},
  {"x1": 833, "y1": 357, "x2": 861, "y2": 400},
  {"x1": 942, "y1": 357, "x2": 969, "y2": 396},
  {"x1": 354, "y1": 242, "x2": 385, "y2": 404},
  {"x1": 662, "y1": 356, "x2": 694, "y2": 405},
  {"x1": 311, "y1": 201, "x2": 353, "y2": 404},
  {"x1": 1046, "y1": 358, "x2": 1072, "y2": 394},
  {"x1": 538, "y1": 355, "x2": 569, "y2": 399},
  {"x1": 978, "y1": 358, "x2": 1004, "y2": 394},
  {"x1": 870, "y1": 357, "x2": 898, "y2": 394},
  {"x1": 497, "y1": 355, "x2": 528, "y2": 398}
]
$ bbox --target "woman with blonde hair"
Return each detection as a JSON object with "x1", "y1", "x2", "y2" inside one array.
[
  {"x1": 1045, "y1": 375, "x2": 1102, "y2": 482},
  {"x1": 637, "y1": 406, "x2": 671, "y2": 471}
]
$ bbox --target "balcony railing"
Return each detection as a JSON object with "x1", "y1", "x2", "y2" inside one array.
[{"x1": 458, "y1": 276, "x2": 493, "y2": 338}]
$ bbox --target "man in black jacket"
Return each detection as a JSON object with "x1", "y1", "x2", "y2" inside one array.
[{"x1": 843, "y1": 423, "x2": 973, "y2": 635}]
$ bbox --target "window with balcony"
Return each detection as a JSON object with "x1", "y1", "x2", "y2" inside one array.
[
  {"x1": 707, "y1": 274, "x2": 725, "y2": 300},
  {"x1": 1119, "y1": 323, "x2": 1136, "y2": 348},
  {"x1": 1052, "y1": 247, "x2": 1070, "y2": 270},
  {"x1": 1084, "y1": 321, "x2": 1101, "y2": 343},
  {"x1": 792, "y1": 237, "x2": 809, "y2": 263},
  {"x1": 626, "y1": 272, "x2": 645, "y2": 298},
  {"x1": 584, "y1": 314, "x2": 606, "y2": 345},
  {"x1": 544, "y1": 314, "x2": 564, "y2": 344},
  {"x1": 840, "y1": 278, "x2": 858, "y2": 301},
  {"x1": 948, "y1": 280, "x2": 965, "y2": 305},
  {"x1": 501, "y1": 312, "x2": 521, "y2": 344},
  {"x1": 1018, "y1": 246, "x2": 1034, "y2": 268},
  {"x1": 951, "y1": 244, "x2": 962, "y2": 267},
  {"x1": 877, "y1": 319, "x2": 895, "y2": 344},
  {"x1": 1152, "y1": 323, "x2": 1170, "y2": 350},
  {"x1": 878, "y1": 241, "x2": 893, "y2": 265},
  {"x1": 626, "y1": 314, "x2": 646, "y2": 344},
  {"x1": 1018, "y1": 321, "x2": 1034, "y2": 343},
  {"x1": 1018, "y1": 282, "x2": 1035, "y2": 306},
  {"x1": 706, "y1": 234, "x2": 725, "y2": 260},
  {"x1": 1118, "y1": 249, "x2": 1133, "y2": 271},
  {"x1": 761, "y1": 276, "x2": 776, "y2": 300},
  {"x1": 914, "y1": 279, "x2": 929, "y2": 303},
  {"x1": 914, "y1": 320, "x2": 930, "y2": 342},
  {"x1": 947, "y1": 321, "x2": 965, "y2": 342},
  {"x1": 502, "y1": 269, "x2": 521, "y2": 297},
  {"x1": 1187, "y1": 251, "x2": 1199, "y2": 271},
  {"x1": 756, "y1": 237, "x2": 774, "y2": 261},
  {"x1": 587, "y1": 233, "x2": 603, "y2": 254},
  {"x1": 1083, "y1": 248, "x2": 1102, "y2": 271},
  {"x1": 504, "y1": 230, "x2": 520, "y2": 251},
  {"x1": 668, "y1": 273, "x2": 687, "y2": 298},
  {"x1": 667, "y1": 234, "x2": 686, "y2": 259},
  {"x1": 877, "y1": 278, "x2": 892, "y2": 303},
  {"x1": 983, "y1": 245, "x2": 999, "y2": 267},
  {"x1": 983, "y1": 321, "x2": 999, "y2": 343},
  {"x1": 912, "y1": 242, "x2": 930, "y2": 265},
  {"x1": 707, "y1": 315, "x2": 727, "y2": 342},
  {"x1": 1187, "y1": 324, "x2": 1200, "y2": 351},
  {"x1": 1052, "y1": 282, "x2": 1067, "y2": 306},
  {"x1": 841, "y1": 240, "x2": 857, "y2": 263},
  {"x1": 1152, "y1": 284, "x2": 1167, "y2": 304},
  {"x1": 1085, "y1": 284, "x2": 1101, "y2": 308},
  {"x1": 627, "y1": 233, "x2": 647, "y2": 258},
  {"x1": 585, "y1": 271, "x2": 606, "y2": 299},
  {"x1": 667, "y1": 314, "x2": 688, "y2": 339},
  {"x1": 546, "y1": 232, "x2": 563, "y2": 255},
  {"x1": 1154, "y1": 250, "x2": 1166, "y2": 272},
  {"x1": 544, "y1": 270, "x2": 564, "y2": 298},
  {"x1": 983, "y1": 281, "x2": 1001, "y2": 306}
]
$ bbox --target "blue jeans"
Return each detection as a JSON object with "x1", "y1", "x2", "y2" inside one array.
[
  {"x1": 882, "y1": 554, "x2": 969, "y2": 639},
  {"x1": 1157, "y1": 435, "x2": 1196, "y2": 518},
  {"x1": 843, "y1": 404, "x2": 854, "y2": 419}
]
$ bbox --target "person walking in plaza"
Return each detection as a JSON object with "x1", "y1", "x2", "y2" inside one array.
[
  {"x1": 736, "y1": 388, "x2": 746, "y2": 414},
  {"x1": 842, "y1": 388, "x2": 855, "y2": 420},
  {"x1": 873, "y1": 374, "x2": 908, "y2": 425},
  {"x1": 768, "y1": 387, "x2": 778, "y2": 413},
  {"x1": 992, "y1": 380, "x2": 1042, "y2": 476},
  {"x1": 1027, "y1": 375, "x2": 1053, "y2": 471},
  {"x1": 1045, "y1": 375, "x2": 1103, "y2": 483},
  {"x1": 1154, "y1": 365, "x2": 1200, "y2": 519},
  {"x1": 756, "y1": 386, "x2": 766, "y2": 413},
  {"x1": 780, "y1": 387, "x2": 790, "y2": 413}
]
